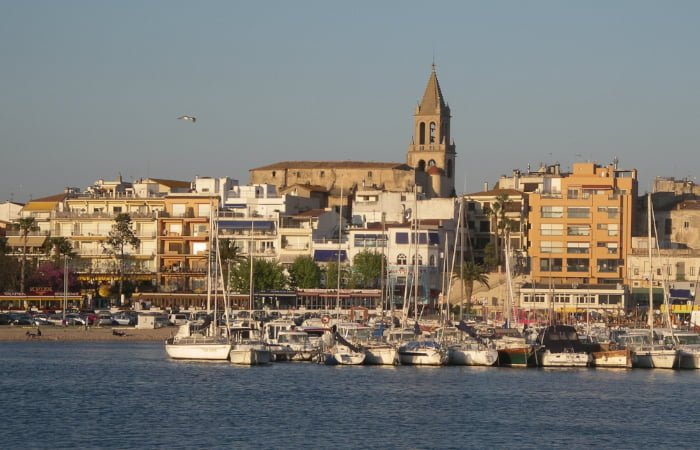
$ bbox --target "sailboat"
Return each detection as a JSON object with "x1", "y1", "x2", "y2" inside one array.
[
  {"x1": 446, "y1": 198, "x2": 497, "y2": 366},
  {"x1": 165, "y1": 201, "x2": 232, "y2": 360},
  {"x1": 630, "y1": 193, "x2": 678, "y2": 369},
  {"x1": 398, "y1": 188, "x2": 446, "y2": 366},
  {"x1": 323, "y1": 186, "x2": 365, "y2": 365}
]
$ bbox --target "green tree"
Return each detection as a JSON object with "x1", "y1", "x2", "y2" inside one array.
[
  {"x1": 453, "y1": 261, "x2": 490, "y2": 315},
  {"x1": 218, "y1": 239, "x2": 245, "y2": 290},
  {"x1": 0, "y1": 253, "x2": 20, "y2": 292},
  {"x1": 102, "y1": 213, "x2": 140, "y2": 299},
  {"x1": 483, "y1": 241, "x2": 498, "y2": 271},
  {"x1": 288, "y1": 255, "x2": 322, "y2": 288},
  {"x1": 43, "y1": 236, "x2": 76, "y2": 263},
  {"x1": 17, "y1": 217, "x2": 39, "y2": 293},
  {"x1": 229, "y1": 259, "x2": 287, "y2": 293},
  {"x1": 324, "y1": 262, "x2": 349, "y2": 289},
  {"x1": 484, "y1": 193, "x2": 517, "y2": 271},
  {"x1": 350, "y1": 251, "x2": 385, "y2": 288}
]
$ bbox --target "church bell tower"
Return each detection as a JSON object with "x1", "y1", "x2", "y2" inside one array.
[{"x1": 406, "y1": 65, "x2": 456, "y2": 197}]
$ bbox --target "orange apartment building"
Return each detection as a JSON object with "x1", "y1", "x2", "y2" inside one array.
[
  {"x1": 157, "y1": 195, "x2": 217, "y2": 293},
  {"x1": 518, "y1": 162, "x2": 637, "y2": 317}
]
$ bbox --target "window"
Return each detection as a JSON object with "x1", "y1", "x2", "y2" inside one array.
[
  {"x1": 429, "y1": 122, "x2": 436, "y2": 143},
  {"x1": 411, "y1": 255, "x2": 423, "y2": 266},
  {"x1": 684, "y1": 221, "x2": 690, "y2": 229},
  {"x1": 479, "y1": 221, "x2": 490, "y2": 232},
  {"x1": 567, "y1": 225, "x2": 590, "y2": 236},
  {"x1": 524, "y1": 294, "x2": 546, "y2": 303},
  {"x1": 429, "y1": 255, "x2": 436, "y2": 266},
  {"x1": 540, "y1": 258, "x2": 562, "y2": 272},
  {"x1": 690, "y1": 266, "x2": 696, "y2": 277},
  {"x1": 567, "y1": 207, "x2": 590, "y2": 218},
  {"x1": 320, "y1": 171, "x2": 325, "y2": 178},
  {"x1": 597, "y1": 259, "x2": 621, "y2": 273},
  {"x1": 419, "y1": 122, "x2": 426, "y2": 145},
  {"x1": 367, "y1": 171, "x2": 373, "y2": 178},
  {"x1": 554, "y1": 294, "x2": 570, "y2": 304},
  {"x1": 567, "y1": 258, "x2": 589, "y2": 272},
  {"x1": 192, "y1": 242, "x2": 207, "y2": 255},
  {"x1": 395, "y1": 233, "x2": 409, "y2": 244},
  {"x1": 541, "y1": 206, "x2": 564, "y2": 218},
  {"x1": 428, "y1": 159, "x2": 436, "y2": 167},
  {"x1": 172, "y1": 204, "x2": 186, "y2": 217},
  {"x1": 540, "y1": 241, "x2": 563, "y2": 253},
  {"x1": 113, "y1": 206, "x2": 122, "y2": 213},
  {"x1": 607, "y1": 207, "x2": 619, "y2": 219},
  {"x1": 567, "y1": 242, "x2": 589, "y2": 254},
  {"x1": 396, "y1": 254, "x2": 407, "y2": 265},
  {"x1": 198, "y1": 204, "x2": 211, "y2": 218},
  {"x1": 541, "y1": 223, "x2": 563, "y2": 236},
  {"x1": 567, "y1": 188, "x2": 579, "y2": 199}
]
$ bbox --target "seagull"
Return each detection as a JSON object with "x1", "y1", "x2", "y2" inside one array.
[{"x1": 177, "y1": 115, "x2": 197, "y2": 123}]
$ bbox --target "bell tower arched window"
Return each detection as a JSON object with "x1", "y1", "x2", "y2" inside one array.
[
  {"x1": 418, "y1": 160, "x2": 426, "y2": 172},
  {"x1": 429, "y1": 122, "x2": 436, "y2": 144},
  {"x1": 419, "y1": 123, "x2": 426, "y2": 145}
]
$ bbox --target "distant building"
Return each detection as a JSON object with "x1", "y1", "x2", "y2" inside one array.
[{"x1": 249, "y1": 66, "x2": 457, "y2": 200}]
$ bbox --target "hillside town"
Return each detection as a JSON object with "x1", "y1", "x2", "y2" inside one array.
[{"x1": 1, "y1": 67, "x2": 699, "y2": 327}]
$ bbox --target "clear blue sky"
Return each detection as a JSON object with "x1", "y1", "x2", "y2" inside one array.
[{"x1": 2, "y1": 0, "x2": 698, "y2": 202}]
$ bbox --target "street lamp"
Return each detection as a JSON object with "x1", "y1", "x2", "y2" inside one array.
[{"x1": 63, "y1": 254, "x2": 69, "y2": 326}]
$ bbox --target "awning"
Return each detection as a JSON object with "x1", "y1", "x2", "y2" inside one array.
[
  {"x1": 6, "y1": 235, "x2": 47, "y2": 247},
  {"x1": 218, "y1": 220, "x2": 275, "y2": 230},
  {"x1": 314, "y1": 249, "x2": 347, "y2": 262},
  {"x1": 669, "y1": 289, "x2": 692, "y2": 299}
]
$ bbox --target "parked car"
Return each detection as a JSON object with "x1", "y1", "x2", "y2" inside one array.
[
  {"x1": 31, "y1": 314, "x2": 55, "y2": 326},
  {"x1": 64, "y1": 313, "x2": 86, "y2": 326},
  {"x1": 9, "y1": 313, "x2": 33, "y2": 326},
  {"x1": 112, "y1": 312, "x2": 137, "y2": 326},
  {"x1": 0, "y1": 313, "x2": 13, "y2": 325},
  {"x1": 95, "y1": 312, "x2": 113, "y2": 326}
]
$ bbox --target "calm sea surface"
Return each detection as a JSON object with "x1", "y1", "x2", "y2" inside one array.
[{"x1": 1, "y1": 342, "x2": 698, "y2": 449}]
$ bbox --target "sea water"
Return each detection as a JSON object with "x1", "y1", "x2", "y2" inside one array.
[{"x1": 1, "y1": 342, "x2": 698, "y2": 449}]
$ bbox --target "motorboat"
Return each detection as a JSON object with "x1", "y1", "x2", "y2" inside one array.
[
  {"x1": 229, "y1": 341, "x2": 272, "y2": 365},
  {"x1": 398, "y1": 340, "x2": 446, "y2": 366},
  {"x1": 534, "y1": 325, "x2": 590, "y2": 367},
  {"x1": 674, "y1": 331, "x2": 700, "y2": 369},
  {"x1": 448, "y1": 339, "x2": 498, "y2": 366}
]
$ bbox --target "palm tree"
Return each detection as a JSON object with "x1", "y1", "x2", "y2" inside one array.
[
  {"x1": 218, "y1": 239, "x2": 245, "y2": 290},
  {"x1": 484, "y1": 193, "x2": 515, "y2": 271},
  {"x1": 44, "y1": 237, "x2": 76, "y2": 263},
  {"x1": 453, "y1": 261, "x2": 490, "y2": 317},
  {"x1": 18, "y1": 217, "x2": 39, "y2": 293}
]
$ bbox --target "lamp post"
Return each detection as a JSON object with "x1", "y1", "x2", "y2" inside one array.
[{"x1": 63, "y1": 254, "x2": 69, "y2": 326}]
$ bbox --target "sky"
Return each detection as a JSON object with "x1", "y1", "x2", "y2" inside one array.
[{"x1": 1, "y1": 1, "x2": 699, "y2": 203}]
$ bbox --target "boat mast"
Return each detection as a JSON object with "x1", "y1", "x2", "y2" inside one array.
[
  {"x1": 648, "y1": 193, "x2": 654, "y2": 335},
  {"x1": 413, "y1": 186, "x2": 419, "y2": 323},
  {"x1": 336, "y1": 186, "x2": 343, "y2": 318},
  {"x1": 249, "y1": 206, "x2": 254, "y2": 311}
]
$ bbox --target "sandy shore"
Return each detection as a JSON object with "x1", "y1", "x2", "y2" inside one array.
[{"x1": 0, "y1": 325, "x2": 174, "y2": 342}]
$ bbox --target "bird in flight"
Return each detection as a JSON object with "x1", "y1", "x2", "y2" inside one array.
[{"x1": 177, "y1": 115, "x2": 197, "y2": 123}]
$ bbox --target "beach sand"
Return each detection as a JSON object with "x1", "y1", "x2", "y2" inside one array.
[{"x1": 0, "y1": 325, "x2": 174, "y2": 342}]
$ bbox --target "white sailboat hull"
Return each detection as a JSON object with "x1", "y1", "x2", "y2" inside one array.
[
  {"x1": 537, "y1": 349, "x2": 590, "y2": 367},
  {"x1": 448, "y1": 346, "x2": 498, "y2": 366},
  {"x1": 678, "y1": 349, "x2": 700, "y2": 369},
  {"x1": 633, "y1": 348, "x2": 678, "y2": 369},
  {"x1": 333, "y1": 351, "x2": 366, "y2": 365},
  {"x1": 229, "y1": 345, "x2": 272, "y2": 365},
  {"x1": 363, "y1": 345, "x2": 398, "y2": 365},
  {"x1": 398, "y1": 343, "x2": 445, "y2": 366},
  {"x1": 165, "y1": 337, "x2": 232, "y2": 361}
]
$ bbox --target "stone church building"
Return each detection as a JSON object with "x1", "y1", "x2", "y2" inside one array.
[{"x1": 249, "y1": 66, "x2": 457, "y2": 200}]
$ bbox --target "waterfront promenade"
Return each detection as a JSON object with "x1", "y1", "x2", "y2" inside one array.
[{"x1": 0, "y1": 325, "x2": 172, "y2": 342}]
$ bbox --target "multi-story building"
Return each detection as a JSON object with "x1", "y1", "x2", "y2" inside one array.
[
  {"x1": 462, "y1": 188, "x2": 528, "y2": 270},
  {"x1": 157, "y1": 194, "x2": 216, "y2": 293},
  {"x1": 519, "y1": 161, "x2": 637, "y2": 315}
]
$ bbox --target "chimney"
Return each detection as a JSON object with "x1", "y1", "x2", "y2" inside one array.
[{"x1": 483, "y1": 182, "x2": 489, "y2": 192}]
